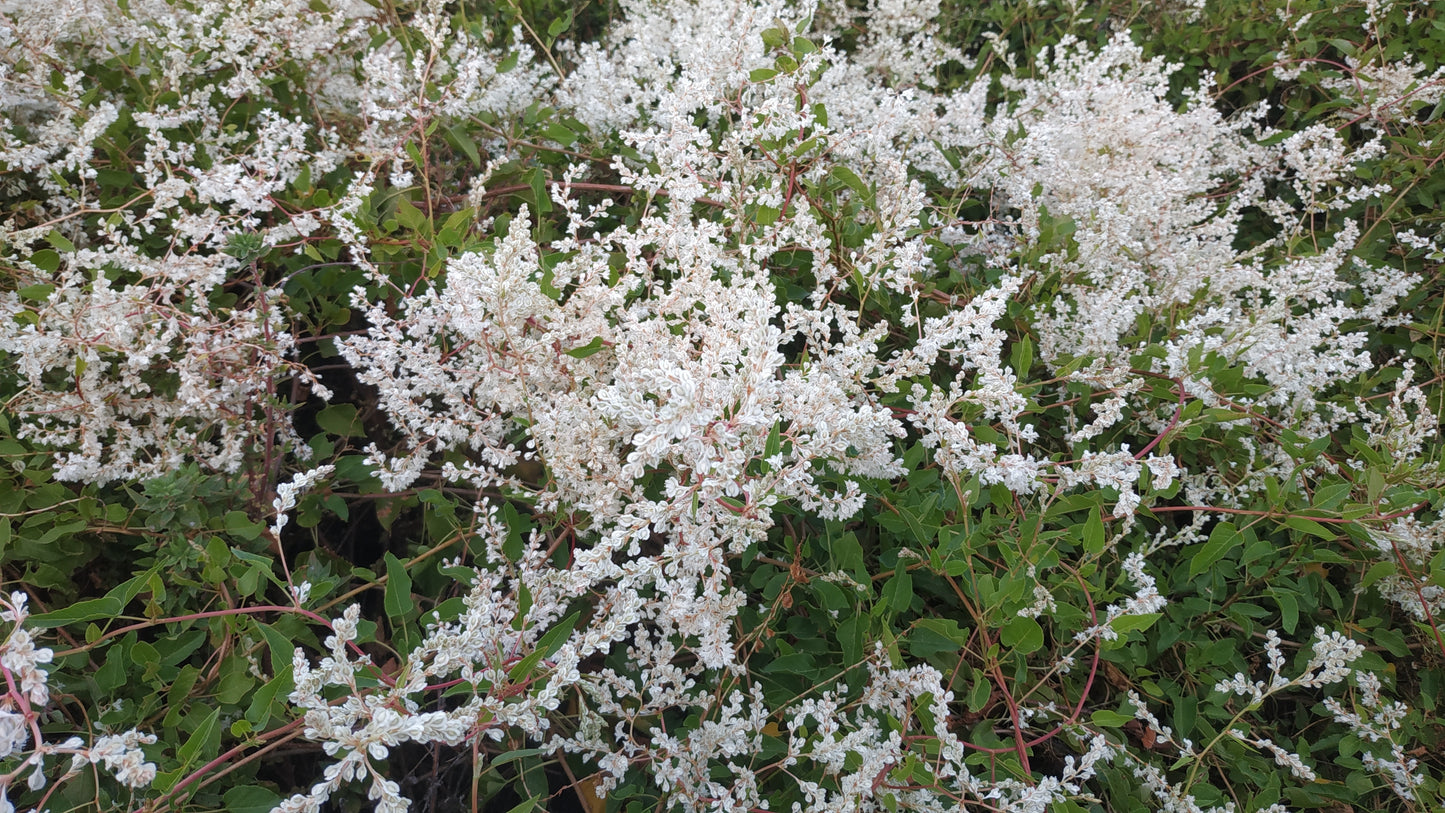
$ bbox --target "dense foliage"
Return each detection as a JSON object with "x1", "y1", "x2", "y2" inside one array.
[{"x1": 1, "y1": 0, "x2": 1442, "y2": 811}]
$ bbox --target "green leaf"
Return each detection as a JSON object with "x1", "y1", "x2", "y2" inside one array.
[
  {"x1": 564, "y1": 336, "x2": 606, "y2": 358},
  {"x1": 966, "y1": 671, "x2": 990, "y2": 712},
  {"x1": 30, "y1": 249, "x2": 60, "y2": 273},
  {"x1": 246, "y1": 665, "x2": 294, "y2": 726},
  {"x1": 129, "y1": 640, "x2": 159, "y2": 668},
  {"x1": 167, "y1": 667, "x2": 200, "y2": 716},
  {"x1": 909, "y1": 619, "x2": 968, "y2": 657},
  {"x1": 30, "y1": 597, "x2": 121, "y2": 629},
  {"x1": 764, "y1": 420, "x2": 782, "y2": 461},
  {"x1": 1270, "y1": 588, "x2": 1300, "y2": 634},
  {"x1": 1090, "y1": 709, "x2": 1135, "y2": 727},
  {"x1": 1189, "y1": 521, "x2": 1240, "y2": 579},
  {"x1": 508, "y1": 611, "x2": 581, "y2": 682},
  {"x1": 315, "y1": 404, "x2": 360, "y2": 437},
  {"x1": 224, "y1": 510, "x2": 263, "y2": 540},
  {"x1": 96, "y1": 643, "x2": 127, "y2": 692},
  {"x1": 1311, "y1": 482, "x2": 1351, "y2": 511},
  {"x1": 1284, "y1": 516, "x2": 1336, "y2": 541},
  {"x1": 46, "y1": 230, "x2": 76, "y2": 252},
  {"x1": 254, "y1": 621, "x2": 297, "y2": 673},
  {"x1": 528, "y1": 169, "x2": 552, "y2": 214},
  {"x1": 879, "y1": 571, "x2": 913, "y2": 616},
  {"x1": 1010, "y1": 335, "x2": 1033, "y2": 378},
  {"x1": 17, "y1": 283, "x2": 55, "y2": 302},
  {"x1": 32, "y1": 569, "x2": 153, "y2": 627},
  {"x1": 1000, "y1": 616, "x2": 1043, "y2": 653},
  {"x1": 1358, "y1": 561, "x2": 1397, "y2": 591},
  {"x1": 830, "y1": 166, "x2": 869, "y2": 200},
  {"x1": 838, "y1": 614, "x2": 865, "y2": 664},
  {"x1": 502, "y1": 796, "x2": 543, "y2": 813},
  {"x1": 544, "y1": 121, "x2": 577, "y2": 146},
  {"x1": 492, "y1": 747, "x2": 547, "y2": 767},
  {"x1": 396, "y1": 198, "x2": 426, "y2": 230},
  {"x1": 546, "y1": 8, "x2": 573, "y2": 38},
  {"x1": 538, "y1": 610, "x2": 581, "y2": 659},
  {"x1": 537, "y1": 252, "x2": 566, "y2": 300},
  {"x1": 216, "y1": 653, "x2": 256, "y2": 704},
  {"x1": 383, "y1": 552, "x2": 413, "y2": 620},
  {"x1": 231, "y1": 549, "x2": 290, "y2": 593},
  {"x1": 1082, "y1": 506, "x2": 1105, "y2": 555},
  {"x1": 177, "y1": 706, "x2": 220, "y2": 769},
  {"x1": 432, "y1": 207, "x2": 469, "y2": 237},
  {"x1": 764, "y1": 651, "x2": 817, "y2": 674},
  {"x1": 1366, "y1": 469, "x2": 1386, "y2": 503},
  {"x1": 159, "y1": 630, "x2": 206, "y2": 666},
  {"x1": 223, "y1": 785, "x2": 282, "y2": 813},
  {"x1": 501, "y1": 502, "x2": 529, "y2": 562}
]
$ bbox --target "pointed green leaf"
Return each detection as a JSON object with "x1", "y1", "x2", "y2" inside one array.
[
  {"x1": 383, "y1": 552, "x2": 413, "y2": 620},
  {"x1": 564, "y1": 336, "x2": 605, "y2": 358}
]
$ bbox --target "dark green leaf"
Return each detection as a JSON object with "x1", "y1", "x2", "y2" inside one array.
[
  {"x1": 383, "y1": 552, "x2": 414, "y2": 620},
  {"x1": 1000, "y1": 616, "x2": 1043, "y2": 653},
  {"x1": 564, "y1": 337, "x2": 606, "y2": 358}
]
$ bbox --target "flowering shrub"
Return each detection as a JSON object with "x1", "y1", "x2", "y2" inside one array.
[{"x1": 1, "y1": 0, "x2": 1443, "y2": 811}]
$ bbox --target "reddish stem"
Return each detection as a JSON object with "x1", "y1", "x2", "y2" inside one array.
[
  {"x1": 1382, "y1": 534, "x2": 1445, "y2": 658},
  {"x1": 1135, "y1": 379, "x2": 1185, "y2": 460},
  {"x1": 135, "y1": 718, "x2": 306, "y2": 813}
]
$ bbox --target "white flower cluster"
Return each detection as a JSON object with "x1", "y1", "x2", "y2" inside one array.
[
  {"x1": 1226, "y1": 728, "x2": 1316, "y2": 781},
  {"x1": 346, "y1": 0, "x2": 553, "y2": 175},
  {"x1": 271, "y1": 464, "x2": 337, "y2": 537},
  {"x1": 1126, "y1": 690, "x2": 1194, "y2": 757},
  {"x1": 948, "y1": 28, "x2": 1421, "y2": 517},
  {"x1": 1206, "y1": 627, "x2": 1383, "y2": 798},
  {"x1": 280, "y1": 505, "x2": 590, "y2": 812},
  {"x1": 0, "y1": 594, "x2": 48, "y2": 713},
  {"x1": 278, "y1": 601, "x2": 473, "y2": 813},
  {"x1": 976, "y1": 34, "x2": 1268, "y2": 365},
  {"x1": 1323, "y1": 672, "x2": 1424, "y2": 801},
  {"x1": 341, "y1": 177, "x2": 905, "y2": 669},
  {"x1": 1215, "y1": 627, "x2": 1365, "y2": 707},
  {"x1": 0, "y1": 246, "x2": 298, "y2": 483},
  {"x1": 0, "y1": 0, "x2": 369, "y2": 482},
  {"x1": 0, "y1": 0, "x2": 559, "y2": 484},
  {"x1": 768, "y1": 654, "x2": 1116, "y2": 813},
  {"x1": 69, "y1": 730, "x2": 160, "y2": 790},
  {"x1": 1074, "y1": 552, "x2": 1166, "y2": 643},
  {"x1": 0, "y1": 593, "x2": 156, "y2": 805},
  {"x1": 1212, "y1": 629, "x2": 1441, "y2": 806},
  {"x1": 1320, "y1": 53, "x2": 1445, "y2": 130},
  {"x1": 1356, "y1": 360, "x2": 1441, "y2": 465},
  {"x1": 557, "y1": 0, "x2": 802, "y2": 133},
  {"x1": 1366, "y1": 515, "x2": 1445, "y2": 622}
]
